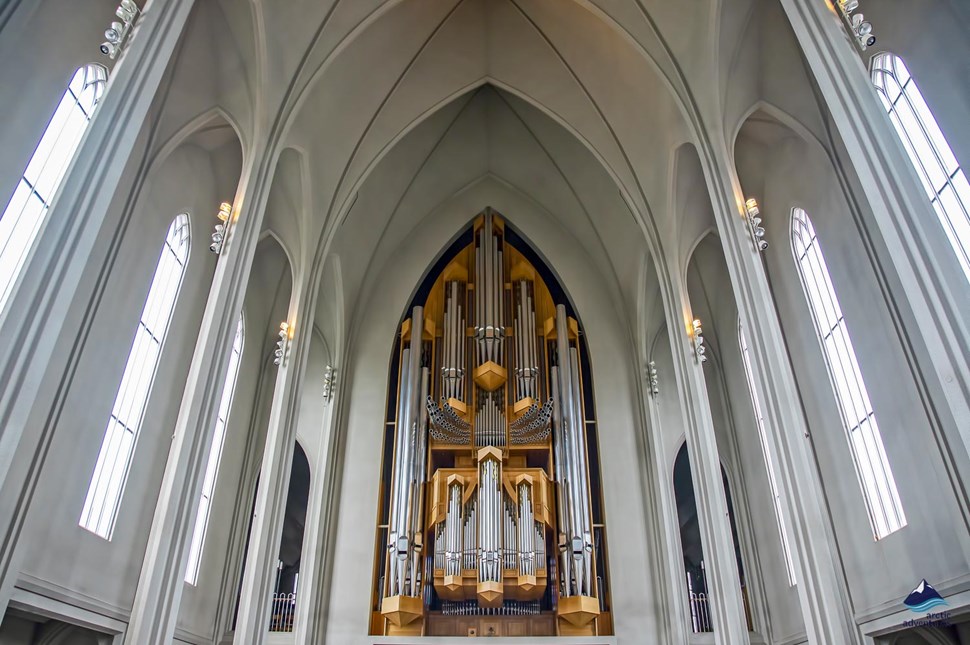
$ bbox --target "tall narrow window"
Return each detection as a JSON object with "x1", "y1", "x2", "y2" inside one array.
[
  {"x1": 185, "y1": 317, "x2": 244, "y2": 585},
  {"x1": 80, "y1": 215, "x2": 191, "y2": 539},
  {"x1": 739, "y1": 322, "x2": 796, "y2": 585},
  {"x1": 790, "y1": 207, "x2": 906, "y2": 539},
  {"x1": 871, "y1": 53, "x2": 970, "y2": 281},
  {"x1": 0, "y1": 64, "x2": 107, "y2": 312}
]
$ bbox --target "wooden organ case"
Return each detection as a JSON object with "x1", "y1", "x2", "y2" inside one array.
[{"x1": 370, "y1": 211, "x2": 613, "y2": 637}]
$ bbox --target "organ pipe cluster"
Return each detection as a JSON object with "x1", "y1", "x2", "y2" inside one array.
[{"x1": 376, "y1": 211, "x2": 607, "y2": 636}]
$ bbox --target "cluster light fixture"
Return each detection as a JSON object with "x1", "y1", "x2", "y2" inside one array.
[
  {"x1": 836, "y1": 0, "x2": 876, "y2": 51},
  {"x1": 647, "y1": 361, "x2": 659, "y2": 397},
  {"x1": 692, "y1": 319, "x2": 707, "y2": 364},
  {"x1": 744, "y1": 198, "x2": 768, "y2": 252},
  {"x1": 274, "y1": 322, "x2": 290, "y2": 367},
  {"x1": 209, "y1": 202, "x2": 232, "y2": 254},
  {"x1": 323, "y1": 365, "x2": 337, "y2": 400},
  {"x1": 100, "y1": 0, "x2": 140, "y2": 59}
]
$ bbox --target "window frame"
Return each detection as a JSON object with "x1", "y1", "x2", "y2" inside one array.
[
  {"x1": 80, "y1": 214, "x2": 191, "y2": 539},
  {"x1": 789, "y1": 207, "x2": 906, "y2": 540},
  {"x1": 0, "y1": 63, "x2": 107, "y2": 312},
  {"x1": 870, "y1": 51, "x2": 970, "y2": 282},
  {"x1": 185, "y1": 316, "x2": 244, "y2": 585}
]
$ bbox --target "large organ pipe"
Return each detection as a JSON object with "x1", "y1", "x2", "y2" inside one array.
[
  {"x1": 568, "y1": 346, "x2": 593, "y2": 595},
  {"x1": 518, "y1": 482, "x2": 535, "y2": 576},
  {"x1": 446, "y1": 482, "x2": 462, "y2": 576},
  {"x1": 478, "y1": 456, "x2": 501, "y2": 583},
  {"x1": 553, "y1": 304, "x2": 595, "y2": 598},
  {"x1": 385, "y1": 306, "x2": 425, "y2": 599},
  {"x1": 442, "y1": 281, "x2": 466, "y2": 401}
]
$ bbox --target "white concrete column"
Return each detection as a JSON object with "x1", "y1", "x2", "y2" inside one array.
[
  {"x1": 640, "y1": 360, "x2": 691, "y2": 644},
  {"x1": 0, "y1": 0, "x2": 197, "y2": 611},
  {"x1": 234, "y1": 275, "x2": 317, "y2": 645},
  {"x1": 662, "y1": 275, "x2": 750, "y2": 645},
  {"x1": 779, "y1": 0, "x2": 970, "y2": 514},
  {"x1": 697, "y1": 132, "x2": 860, "y2": 642},
  {"x1": 294, "y1": 365, "x2": 340, "y2": 644},
  {"x1": 124, "y1": 136, "x2": 278, "y2": 643}
]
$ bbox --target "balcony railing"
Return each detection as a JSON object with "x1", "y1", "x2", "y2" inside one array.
[
  {"x1": 269, "y1": 593, "x2": 296, "y2": 632},
  {"x1": 687, "y1": 584, "x2": 753, "y2": 633}
]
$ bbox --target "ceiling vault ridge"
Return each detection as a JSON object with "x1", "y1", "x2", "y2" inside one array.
[
  {"x1": 318, "y1": 0, "x2": 468, "y2": 233},
  {"x1": 507, "y1": 0, "x2": 663, "y2": 262},
  {"x1": 492, "y1": 89, "x2": 629, "y2": 299},
  {"x1": 339, "y1": 90, "x2": 482, "y2": 320}
]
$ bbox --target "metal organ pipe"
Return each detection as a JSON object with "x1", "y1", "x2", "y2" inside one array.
[
  {"x1": 518, "y1": 482, "x2": 536, "y2": 576},
  {"x1": 552, "y1": 304, "x2": 595, "y2": 599},
  {"x1": 568, "y1": 346, "x2": 593, "y2": 596},
  {"x1": 385, "y1": 306, "x2": 426, "y2": 599},
  {"x1": 478, "y1": 457, "x2": 501, "y2": 583},
  {"x1": 446, "y1": 483, "x2": 462, "y2": 576}
]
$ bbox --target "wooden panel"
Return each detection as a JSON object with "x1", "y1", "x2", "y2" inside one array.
[{"x1": 425, "y1": 613, "x2": 556, "y2": 637}]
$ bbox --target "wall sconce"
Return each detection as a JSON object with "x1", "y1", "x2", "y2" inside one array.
[
  {"x1": 323, "y1": 365, "x2": 337, "y2": 400},
  {"x1": 100, "y1": 0, "x2": 140, "y2": 59},
  {"x1": 835, "y1": 0, "x2": 876, "y2": 50},
  {"x1": 647, "y1": 361, "x2": 659, "y2": 397},
  {"x1": 274, "y1": 322, "x2": 290, "y2": 367},
  {"x1": 692, "y1": 319, "x2": 707, "y2": 363},
  {"x1": 209, "y1": 202, "x2": 232, "y2": 254},
  {"x1": 744, "y1": 198, "x2": 768, "y2": 252}
]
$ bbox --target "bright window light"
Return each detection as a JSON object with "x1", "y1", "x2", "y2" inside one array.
[
  {"x1": 80, "y1": 214, "x2": 191, "y2": 539},
  {"x1": 0, "y1": 64, "x2": 107, "y2": 312},
  {"x1": 185, "y1": 317, "x2": 244, "y2": 585},
  {"x1": 739, "y1": 321, "x2": 796, "y2": 585},
  {"x1": 790, "y1": 207, "x2": 906, "y2": 539},
  {"x1": 872, "y1": 52, "x2": 970, "y2": 282}
]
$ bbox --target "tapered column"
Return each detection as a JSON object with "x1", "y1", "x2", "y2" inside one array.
[
  {"x1": 0, "y1": 0, "x2": 198, "y2": 613},
  {"x1": 698, "y1": 137, "x2": 860, "y2": 640},
  {"x1": 124, "y1": 139, "x2": 275, "y2": 643},
  {"x1": 294, "y1": 355, "x2": 341, "y2": 644},
  {"x1": 641, "y1": 364, "x2": 690, "y2": 644},
  {"x1": 234, "y1": 277, "x2": 313, "y2": 645},
  {"x1": 779, "y1": 0, "x2": 970, "y2": 511},
  {"x1": 663, "y1": 280, "x2": 749, "y2": 644}
]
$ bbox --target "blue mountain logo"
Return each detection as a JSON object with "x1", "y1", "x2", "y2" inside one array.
[{"x1": 903, "y1": 579, "x2": 947, "y2": 613}]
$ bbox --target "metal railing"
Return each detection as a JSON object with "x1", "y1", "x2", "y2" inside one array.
[
  {"x1": 269, "y1": 593, "x2": 296, "y2": 632},
  {"x1": 687, "y1": 584, "x2": 753, "y2": 633}
]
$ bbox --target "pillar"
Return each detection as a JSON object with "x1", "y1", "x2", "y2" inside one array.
[
  {"x1": 124, "y1": 137, "x2": 279, "y2": 642},
  {"x1": 233, "y1": 275, "x2": 315, "y2": 645},
  {"x1": 0, "y1": 0, "x2": 198, "y2": 613},
  {"x1": 695, "y1": 127, "x2": 860, "y2": 641},
  {"x1": 663, "y1": 274, "x2": 750, "y2": 644},
  {"x1": 293, "y1": 364, "x2": 340, "y2": 644},
  {"x1": 641, "y1": 358, "x2": 691, "y2": 643}
]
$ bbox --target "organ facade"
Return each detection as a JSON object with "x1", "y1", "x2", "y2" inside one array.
[{"x1": 370, "y1": 211, "x2": 611, "y2": 638}]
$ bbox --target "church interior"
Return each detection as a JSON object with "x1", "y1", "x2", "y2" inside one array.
[{"x1": 0, "y1": 0, "x2": 967, "y2": 643}]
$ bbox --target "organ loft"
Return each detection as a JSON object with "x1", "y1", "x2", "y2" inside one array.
[{"x1": 371, "y1": 211, "x2": 612, "y2": 638}]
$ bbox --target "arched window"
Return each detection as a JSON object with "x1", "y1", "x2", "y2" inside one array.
[
  {"x1": 871, "y1": 52, "x2": 970, "y2": 281},
  {"x1": 790, "y1": 207, "x2": 905, "y2": 539},
  {"x1": 0, "y1": 64, "x2": 107, "y2": 312},
  {"x1": 185, "y1": 316, "x2": 244, "y2": 585},
  {"x1": 80, "y1": 214, "x2": 191, "y2": 539},
  {"x1": 738, "y1": 322, "x2": 796, "y2": 585}
]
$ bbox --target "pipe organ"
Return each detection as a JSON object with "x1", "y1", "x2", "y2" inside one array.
[{"x1": 372, "y1": 211, "x2": 611, "y2": 637}]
